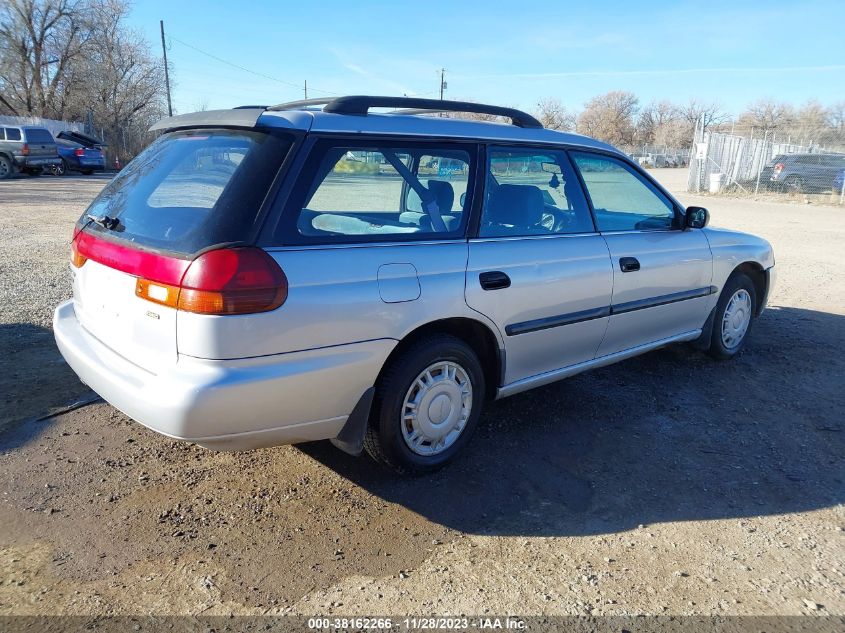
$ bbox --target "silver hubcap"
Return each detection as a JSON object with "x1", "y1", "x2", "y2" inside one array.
[
  {"x1": 721, "y1": 288, "x2": 752, "y2": 349},
  {"x1": 401, "y1": 361, "x2": 472, "y2": 456}
]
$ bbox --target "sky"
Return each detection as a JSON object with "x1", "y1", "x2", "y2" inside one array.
[{"x1": 128, "y1": 0, "x2": 845, "y2": 117}]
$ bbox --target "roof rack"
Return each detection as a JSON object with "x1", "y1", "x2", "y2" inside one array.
[{"x1": 266, "y1": 95, "x2": 543, "y2": 129}]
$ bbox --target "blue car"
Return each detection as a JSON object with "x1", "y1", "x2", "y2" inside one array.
[
  {"x1": 834, "y1": 169, "x2": 845, "y2": 194},
  {"x1": 53, "y1": 132, "x2": 106, "y2": 175}
]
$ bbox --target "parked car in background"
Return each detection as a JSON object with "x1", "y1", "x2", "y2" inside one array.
[
  {"x1": 53, "y1": 137, "x2": 106, "y2": 175},
  {"x1": 763, "y1": 153, "x2": 845, "y2": 193},
  {"x1": 0, "y1": 126, "x2": 61, "y2": 178},
  {"x1": 54, "y1": 96, "x2": 775, "y2": 474}
]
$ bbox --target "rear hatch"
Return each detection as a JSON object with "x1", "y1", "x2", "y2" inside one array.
[
  {"x1": 71, "y1": 128, "x2": 292, "y2": 373},
  {"x1": 22, "y1": 127, "x2": 57, "y2": 160}
]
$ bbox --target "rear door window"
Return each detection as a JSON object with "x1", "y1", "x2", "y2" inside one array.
[
  {"x1": 5, "y1": 128, "x2": 21, "y2": 141},
  {"x1": 278, "y1": 139, "x2": 476, "y2": 244},
  {"x1": 23, "y1": 128, "x2": 54, "y2": 143},
  {"x1": 82, "y1": 128, "x2": 292, "y2": 254}
]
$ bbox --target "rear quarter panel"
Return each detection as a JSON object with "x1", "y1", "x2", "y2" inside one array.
[{"x1": 176, "y1": 241, "x2": 503, "y2": 360}]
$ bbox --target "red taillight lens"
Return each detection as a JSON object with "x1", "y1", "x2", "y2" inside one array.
[
  {"x1": 75, "y1": 148, "x2": 85, "y2": 157},
  {"x1": 176, "y1": 248, "x2": 288, "y2": 314},
  {"x1": 21, "y1": 143, "x2": 29, "y2": 156},
  {"x1": 73, "y1": 232, "x2": 287, "y2": 316},
  {"x1": 773, "y1": 163, "x2": 784, "y2": 174}
]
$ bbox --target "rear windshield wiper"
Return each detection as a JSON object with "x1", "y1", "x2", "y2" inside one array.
[{"x1": 86, "y1": 214, "x2": 121, "y2": 231}]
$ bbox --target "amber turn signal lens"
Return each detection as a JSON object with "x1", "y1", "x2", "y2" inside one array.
[
  {"x1": 135, "y1": 278, "x2": 180, "y2": 308},
  {"x1": 70, "y1": 240, "x2": 87, "y2": 268}
]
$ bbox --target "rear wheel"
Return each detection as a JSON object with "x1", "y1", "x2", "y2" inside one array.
[
  {"x1": 364, "y1": 334, "x2": 485, "y2": 474},
  {"x1": 708, "y1": 273, "x2": 757, "y2": 360},
  {"x1": 783, "y1": 175, "x2": 803, "y2": 194},
  {"x1": 0, "y1": 156, "x2": 12, "y2": 179},
  {"x1": 54, "y1": 160, "x2": 67, "y2": 176}
]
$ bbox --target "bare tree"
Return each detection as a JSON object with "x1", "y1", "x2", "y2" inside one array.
[
  {"x1": 576, "y1": 91, "x2": 639, "y2": 146},
  {"x1": 829, "y1": 101, "x2": 845, "y2": 136},
  {"x1": 534, "y1": 97, "x2": 575, "y2": 131},
  {"x1": 75, "y1": 0, "x2": 165, "y2": 157},
  {"x1": 678, "y1": 98, "x2": 729, "y2": 133},
  {"x1": 0, "y1": 0, "x2": 167, "y2": 161},
  {"x1": 637, "y1": 100, "x2": 679, "y2": 145},
  {"x1": 736, "y1": 98, "x2": 795, "y2": 133},
  {"x1": 0, "y1": 0, "x2": 92, "y2": 117}
]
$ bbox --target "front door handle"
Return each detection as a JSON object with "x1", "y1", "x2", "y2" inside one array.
[
  {"x1": 479, "y1": 271, "x2": 511, "y2": 291},
  {"x1": 619, "y1": 257, "x2": 640, "y2": 272}
]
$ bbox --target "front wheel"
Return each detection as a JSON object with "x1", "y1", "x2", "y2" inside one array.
[
  {"x1": 364, "y1": 334, "x2": 485, "y2": 474},
  {"x1": 708, "y1": 273, "x2": 757, "y2": 360}
]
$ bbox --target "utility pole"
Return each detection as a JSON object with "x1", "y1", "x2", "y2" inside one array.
[
  {"x1": 304, "y1": 80, "x2": 308, "y2": 100},
  {"x1": 439, "y1": 68, "x2": 446, "y2": 100},
  {"x1": 160, "y1": 20, "x2": 173, "y2": 117}
]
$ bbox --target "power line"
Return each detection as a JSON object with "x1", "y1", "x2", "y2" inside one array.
[{"x1": 168, "y1": 35, "x2": 337, "y2": 96}]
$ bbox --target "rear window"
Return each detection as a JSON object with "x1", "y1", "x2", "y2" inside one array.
[
  {"x1": 23, "y1": 128, "x2": 54, "y2": 143},
  {"x1": 82, "y1": 129, "x2": 292, "y2": 254}
]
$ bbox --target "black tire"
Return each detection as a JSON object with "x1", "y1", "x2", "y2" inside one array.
[
  {"x1": 783, "y1": 176, "x2": 803, "y2": 194},
  {"x1": 0, "y1": 155, "x2": 12, "y2": 180},
  {"x1": 708, "y1": 273, "x2": 757, "y2": 360},
  {"x1": 364, "y1": 334, "x2": 485, "y2": 474}
]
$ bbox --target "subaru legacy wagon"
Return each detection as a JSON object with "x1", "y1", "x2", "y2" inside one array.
[{"x1": 54, "y1": 96, "x2": 775, "y2": 473}]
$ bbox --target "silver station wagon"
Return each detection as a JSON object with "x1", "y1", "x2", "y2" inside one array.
[{"x1": 54, "y1": 96, "x2": 776, "y2": 473}]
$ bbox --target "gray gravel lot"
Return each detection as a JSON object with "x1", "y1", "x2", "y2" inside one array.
[{"x1": 0, "y1": 169, "x2": 842, "y2": 617}]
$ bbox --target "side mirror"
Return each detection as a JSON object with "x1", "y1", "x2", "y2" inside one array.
[{"x1": 685, "y1": 206, "x2": 709, "y2": 229}]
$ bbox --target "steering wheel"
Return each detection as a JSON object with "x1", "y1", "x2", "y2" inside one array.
[{"x1": 540, "y1": 206, "x2": 572, "y2": 233}]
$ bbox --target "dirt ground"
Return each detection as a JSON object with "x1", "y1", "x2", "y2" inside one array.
[{"x1": 0, "y1": 169, "x2": 842, "y2": 618}]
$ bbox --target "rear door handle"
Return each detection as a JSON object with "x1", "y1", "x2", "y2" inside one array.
[
  {"x1": 479, "y1": 271, "x2": 511, "y2": 291},
  {"x1": 619, "y1": 257, "x2": 640, "y2": 272}
]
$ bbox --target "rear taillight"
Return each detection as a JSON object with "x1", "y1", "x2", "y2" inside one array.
[
  {"x1": 75, "y1": 148, "x2": 85, "y2": 157},
  {"x1": 135, "y1": 248, "x2": 288, "y2": 315},
  {"x1": 21, "y1": 143, "x2": 29, "y2": 156},
  {"x1": 773, "y1": 163, "x2": 784, "y2": 175},
  {"x1": 72, "y1": 231, "x2": 287, "y2": 315},
  {"x1": 70, "y1": 238, "x2": 87, "y2": 268}
]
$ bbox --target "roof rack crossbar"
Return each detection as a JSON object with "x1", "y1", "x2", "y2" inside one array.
[
  {"x1": 324, "y1": 96, "x2": 543, "y2": 128},
  {"x1": 266, "y1": 98, "x2": 334, "y2": 111},
  {"x1": 266, "y1": 95, "x2": 543, "y2": 129}
]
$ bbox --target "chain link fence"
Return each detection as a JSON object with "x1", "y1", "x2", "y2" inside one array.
[{"x1": 687, "y1": 122, "x2": 845, "y2": 204}]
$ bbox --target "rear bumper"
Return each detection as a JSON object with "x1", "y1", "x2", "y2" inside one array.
[
  {"x1": 14, "y1": 155, "x2": 61, "y2": 168},
  {"x1": 53, "y1": 300, "x2": 394, "y2": 451}
]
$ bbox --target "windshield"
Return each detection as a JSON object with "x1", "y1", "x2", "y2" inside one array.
[{"x1": 82, "y1": 128, "x2": 291, "y2": 254}]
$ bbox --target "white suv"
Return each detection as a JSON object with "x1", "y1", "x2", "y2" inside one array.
[{"x1": 54, "y1": 96, "x2": 775, "y2": 473}]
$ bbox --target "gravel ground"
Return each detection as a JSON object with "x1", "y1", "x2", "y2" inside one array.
[{"x1": 0, "y1": 169, "x2": 842, "y2": 618}]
